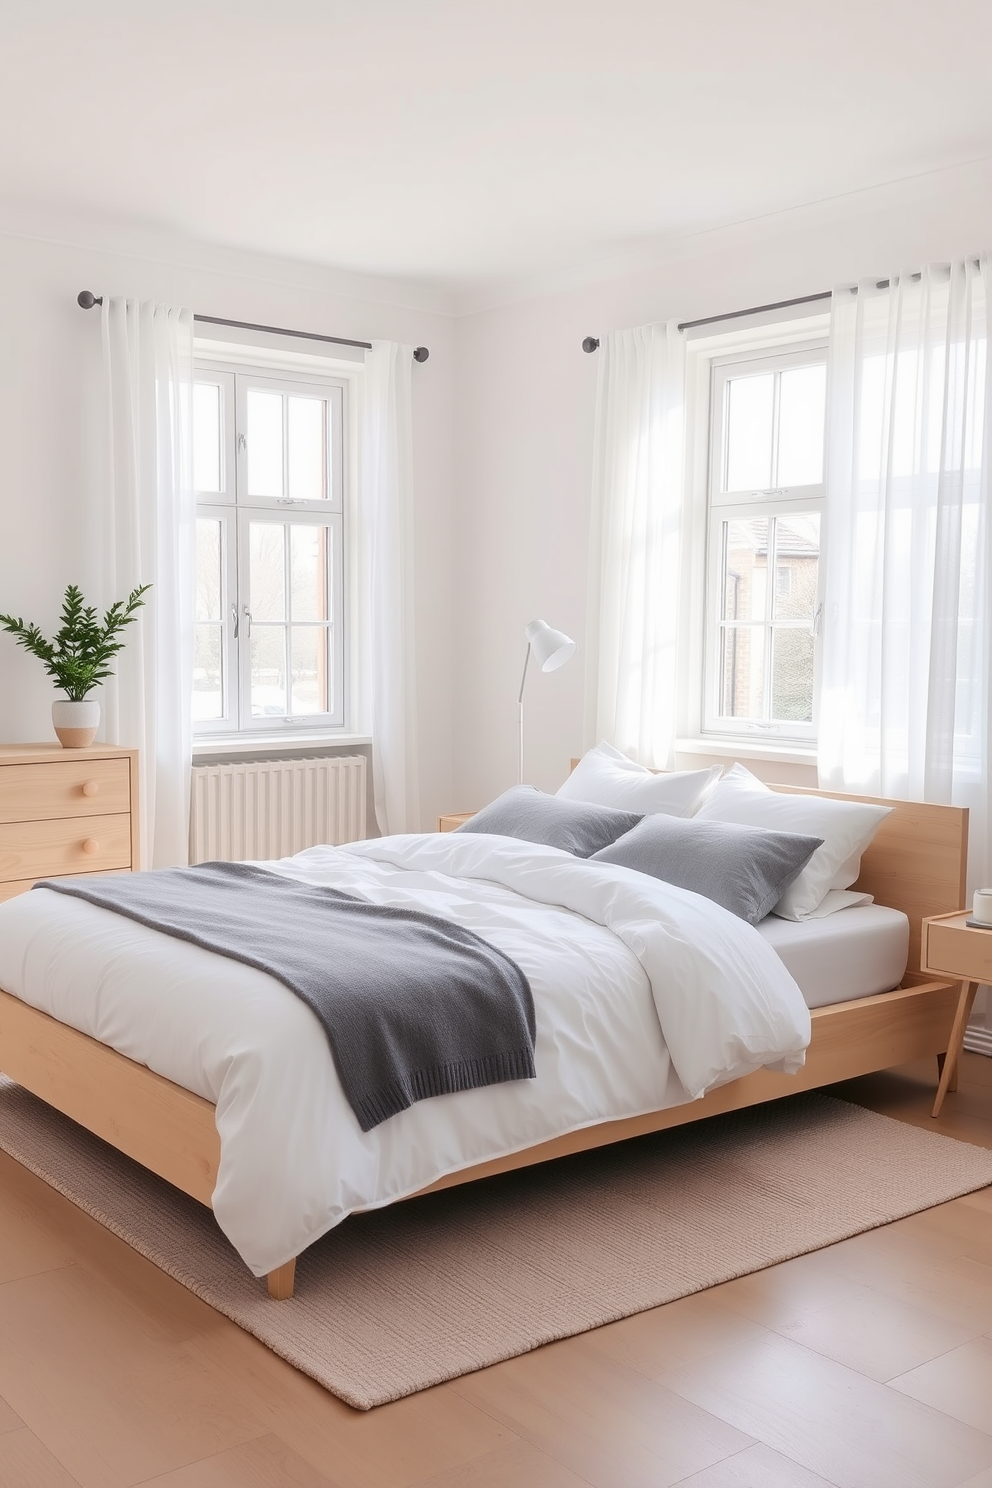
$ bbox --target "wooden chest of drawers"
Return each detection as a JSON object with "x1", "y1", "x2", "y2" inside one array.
[{"x1": 0, "y1": 744, "x2": 139, "y2": 901}]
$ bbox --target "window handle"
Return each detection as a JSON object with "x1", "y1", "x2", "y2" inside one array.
[
  {"x1": 231, "y1": 603, "x2": 239, "y2": 639},
  {"x1": 811, "y1": 601, "x2": 823, "y2": 637},
  {"x1": 237, "y1": 433, "x2": 247, "y2": 453},
  {"x1": 243, "y1": 605, "x2": 253, "y2": 637}
]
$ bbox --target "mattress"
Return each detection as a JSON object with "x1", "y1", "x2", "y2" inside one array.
[{"x1": 757, "y1": 904, "x2": 909, "y2": 1009}]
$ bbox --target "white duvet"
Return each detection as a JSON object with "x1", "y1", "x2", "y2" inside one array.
[{"x1": 0, "y1": 832, "x2": 810, "y2": 1276}]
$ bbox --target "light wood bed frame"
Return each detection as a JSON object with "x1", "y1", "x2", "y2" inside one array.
[{"x1": 0, "y1": 784, "x2": 970, "y2": 1301}]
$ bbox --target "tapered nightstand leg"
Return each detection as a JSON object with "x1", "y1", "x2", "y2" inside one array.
[
  {"x1": 933, "y1": 980, "x2": 978, "y2": 1117},
  {"x1": 936, "y1": 1052, "x2": 958, "y2": 1093}
]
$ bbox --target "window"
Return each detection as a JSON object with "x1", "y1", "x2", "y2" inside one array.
[
  {"x1": 193, "y1": 364, "x2": 346, "y2": 736},
  {"x1": 702, "y1": 343, "x2": 827, "y2": 744}
]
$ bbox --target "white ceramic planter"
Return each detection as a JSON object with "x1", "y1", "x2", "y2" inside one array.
[{"x1": 52, "y1": 697, "x2": 100, "y2": 749}]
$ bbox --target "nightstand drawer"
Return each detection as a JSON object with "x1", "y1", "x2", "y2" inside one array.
[
  {"x1": 0, "y1": 813, "x2": 132, "y2": 882},
  {"x1": 922, "y1": 915, "x2": 992, "y2": 983},
  {"x1": 438, "y1": 812, "x2": 475, "y2": 832},
  {"x1": 0, "y1": 758, "x2": 130, "y2": 824}
]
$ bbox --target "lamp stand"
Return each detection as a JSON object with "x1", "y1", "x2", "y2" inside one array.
[{"x1": 516, "y1": 642, "x2": 532, "y2": 785}]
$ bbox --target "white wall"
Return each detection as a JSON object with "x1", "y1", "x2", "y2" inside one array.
[
  {"x1": 6, "y1": 159, "x2": 992, "y2": 833},
  {"x1": 451, "y1": 159, "x2": 992, "y2": 810},
  {"x1": 0, "y1": 215, "x2": 455, "y2": 831}
]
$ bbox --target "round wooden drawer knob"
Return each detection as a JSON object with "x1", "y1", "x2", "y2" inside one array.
[
  {"x1": 81, "y1": 838, "x2": 100, "y2": 855},
  {"x1": 81, "y1": 780, "x2": 100, "y2": 797}
]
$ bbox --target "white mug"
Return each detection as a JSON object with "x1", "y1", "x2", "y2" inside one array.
[{"x1": 973, "y1": 888, "x2": 992, "y2": 924}]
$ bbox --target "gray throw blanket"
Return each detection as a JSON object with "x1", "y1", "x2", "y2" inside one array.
[{"x1": 35, "y1": 861, "x2": 536, "y2": 1132}]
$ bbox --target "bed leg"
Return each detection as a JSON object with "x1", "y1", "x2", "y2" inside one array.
[{"x1": 266, "y1": 1259, "x2": 296, "y2": 1300}]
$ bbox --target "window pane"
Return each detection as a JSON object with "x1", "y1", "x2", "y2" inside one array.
[
  {"x1": 719, "y1": 625, "x2": 765, "y2": 719},
  {"x1": 772, "y1": 627, "x2": 815, "y2": 722},
  {"x1": 247, "y1": 389, "x2": 283, "y2": 497},
  {"x1": 725, "y1": 374, "x2": 773, "y2": 491},
  {"x1": 722, "y1": 519, "x2": 768, "y2": 622},
  {"x1": 290, "y1": 525, "x2": 327, "y2": 621},
  {"x1": 193, "y1": 624, "x2": 223, "y2": 720},
  {"x1": 777, "y1": 364, "x2": 826, "y2": 486},
  {"x1": 193, "y1": 383, "x2": 221, "y2": 493},
  {"x1": 291, "y1": 625, "x2": 328, "y2": 715},
  {"x1": 773, "y1": 514, "x2": 820, "y2": 620},
  {"x1": 288, "y1": 396, "x2": 325, "y2": 501},
  {"x1": 249, "y1": 522, "x2": 286, "y2": 621},
  {"x1": 251, "y1": 627, "x2": 287, "y2": 717},
  {"x1": 196, "y1": 519, "x2": 222, "y2": 621}
]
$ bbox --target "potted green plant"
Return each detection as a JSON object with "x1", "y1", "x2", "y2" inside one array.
[{"x1": 0, "y1": 583, "x2": 151, "y2": 747}]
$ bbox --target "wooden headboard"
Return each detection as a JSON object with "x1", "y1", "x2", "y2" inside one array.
[{"x1": 567, "y1": 762, "x2": 968, "y2": 976}]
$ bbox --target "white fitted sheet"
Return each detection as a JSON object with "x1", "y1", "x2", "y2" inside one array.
[{"x1": 757, "y1": 904, "x2": 909, "y2": 1008}]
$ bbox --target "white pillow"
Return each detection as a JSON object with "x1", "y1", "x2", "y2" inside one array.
[
  {"x1": 830, "y1": 849, "x2": 863, "y2": 893},
  {"x1": 556, "y1": 743, "x2": 721, "y2": 818},
  {"x1": 804, "y1": 889, "x2": 874, "y2": 919},
  {"x1": 694, "y1": 764, "x2": 891, "y2": 920}
]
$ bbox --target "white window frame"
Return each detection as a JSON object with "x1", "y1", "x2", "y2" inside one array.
[
  {"x1": 699, "y1": 337, "x2": 828, "y2": 748},
  {"x1": 193, "y1": 360, "x2": 349, "y2": 739}
]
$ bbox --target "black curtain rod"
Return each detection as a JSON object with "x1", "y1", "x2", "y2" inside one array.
[
  {"x1": 580, "y1": 275, "x2": 932, "y2": 351},
  {"x1": 677, "y1": 290, "x2": 832, "y2": 333},
  {"x1": 76, "y1": 292, "x2": 429, "y2": 362},
  {"x1": 581, "y1": 291, "x2": 831, "y2": 353}
]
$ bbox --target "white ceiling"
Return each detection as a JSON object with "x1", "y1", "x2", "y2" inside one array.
[{"x1": 2, "y1": 0, "x2": 991, "y2": 300}]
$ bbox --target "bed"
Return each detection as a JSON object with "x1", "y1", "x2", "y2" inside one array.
[{"x1": 0, "y1": 781, "x2": 969, "y2": 1302}]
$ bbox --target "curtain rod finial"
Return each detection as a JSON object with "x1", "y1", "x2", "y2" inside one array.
[
  {"x1": 582, "y1": 336, "x2": 600, "y2": 353},
  {"x1": 77, "y1": 290, "x2": 103, "y2": 310},
  {"x1": 413, "y1": 346, "x2": 429, "y2": 362}
]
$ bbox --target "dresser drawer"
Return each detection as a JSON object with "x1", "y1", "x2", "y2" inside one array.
[
  {"x1": 0, "y1": 814, "x2": 132, "y2": 882},
  {"x1": 0, "y1": 868, "x2": 130, "y2": 902},
  {"x1": 0, "y1": 758, "x2": 130, "y2": 824}
]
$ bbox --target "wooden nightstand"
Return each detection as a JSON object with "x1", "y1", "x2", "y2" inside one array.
[
  {"x1": 437, "y1": 812, "x2": 475, "y2": 832},
  {"x1": 0, "y1": 744, "x2": 139, "y2": 901},
  {"x1": 921, "y1": 910, "x2": 991, "y2": 1116}
]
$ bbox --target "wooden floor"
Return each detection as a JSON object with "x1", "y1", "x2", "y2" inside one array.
[{"x1": 1, "y1": 1059, "x2": 991, "y2": 1488}]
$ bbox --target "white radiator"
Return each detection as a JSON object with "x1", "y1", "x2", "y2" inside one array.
[{"x1": 189, "y1": 755, "x2": 367, "y2": 863}]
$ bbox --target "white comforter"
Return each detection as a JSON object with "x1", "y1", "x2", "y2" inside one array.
[{"x1": 0, "y1": 832, "x2": 810, "y2": 1276}]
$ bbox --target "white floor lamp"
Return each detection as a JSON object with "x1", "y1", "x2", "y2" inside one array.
[{"x1": 517, "y1": 619, "x2": 576, "y2": 785}]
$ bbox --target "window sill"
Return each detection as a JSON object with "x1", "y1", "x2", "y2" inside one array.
[
  {"x1": 193, "y1": 731, "x2": 371, "y2": 760},
  {"x1": 676, "y1": 736, "x2": 818, "y2": 768}
]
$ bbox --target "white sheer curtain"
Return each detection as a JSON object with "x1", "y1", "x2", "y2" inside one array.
[
  {"x1": 102, "y1": 299, "x2": 195, "y2": 869},
  {"x1": 819, "y1": 257, "x2": 992, "y2": 885},
  {"x1": 361, "y1": 341, "x2": 420, "y2": 834},
  {"x1": 585, "y1": 321, "x2": 686, "y2": 767}
]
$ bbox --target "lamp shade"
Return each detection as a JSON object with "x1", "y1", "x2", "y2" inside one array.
[{"x1": 524, "y1": 619, "x2": 575, "y2": 673}]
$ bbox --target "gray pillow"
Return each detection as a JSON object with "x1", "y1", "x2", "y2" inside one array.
[
  {"x1": 591, "y1": 814, "x2": 823, "y2": 925},
  {"x1": 456, "y1": 786, "x2": 641, "y2": 859}
]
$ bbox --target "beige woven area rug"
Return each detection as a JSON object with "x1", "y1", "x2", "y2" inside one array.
[{"x1": 1, "y1": 1077, "x2": 991, "y2": 1410}]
